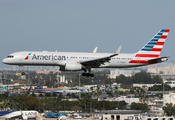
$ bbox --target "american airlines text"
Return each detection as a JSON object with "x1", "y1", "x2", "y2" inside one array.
[{"x1": 32, "y1": 54, "x2": 66, "y2": 60}]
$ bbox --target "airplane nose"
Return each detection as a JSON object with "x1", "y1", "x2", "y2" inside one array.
[{"x1": 2, "y1": 58, "x2": 8, "y2": 64}]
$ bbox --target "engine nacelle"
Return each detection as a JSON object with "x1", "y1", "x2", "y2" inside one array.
[{"x1": 60, "y1": 62, "x2": 84, "y2": 71}]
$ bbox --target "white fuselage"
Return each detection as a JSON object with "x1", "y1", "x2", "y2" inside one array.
[{"x1": 2, "y1": 51, "x2": 153, "y2": 68}]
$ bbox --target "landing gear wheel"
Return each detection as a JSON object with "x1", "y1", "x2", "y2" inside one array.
[
  {"x1": 82, "y1": 73, "x2": 94, "y2": 77},
  {"x1": 82, "y1": 73, "x2": 86, "y2": 76},
  {"x1": 90, "y1": 74, "x2": 94, "y2": 77},
  {"x1": 22, "y1": 72, "x2": 25, "y2": 75},
  {"x1": 86, "y1": 73, "x2": 90, "y2": 77}
]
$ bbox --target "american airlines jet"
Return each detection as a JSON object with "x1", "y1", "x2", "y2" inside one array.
[{"x1": 2, "y1": 29, "x2": 170, "y2": 77}]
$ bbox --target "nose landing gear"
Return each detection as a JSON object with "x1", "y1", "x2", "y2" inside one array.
[{"x1": 20, "y1": 66, "x2": 25, "y2": 75}]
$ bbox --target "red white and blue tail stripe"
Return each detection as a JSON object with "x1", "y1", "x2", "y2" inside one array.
[
  {"x1": 136, "y1": 29, "x2": 169, "y2": 58},
  {"x1": 129, "y1": 29, "x2": 170, "y2": 64},
  {"x1": 36, "y1": 83, "x2": 46, "y2": 93}
]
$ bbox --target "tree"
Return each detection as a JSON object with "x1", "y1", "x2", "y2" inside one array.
[
  {"x1": 129, "y1": 89, "x2": 135, "y2": 94},
  {"x1": 163, "y1": 103, "x2": 175, "y2": 116},
  {"x1": 45, "y1": 93, "x2": 51, "y2": 97},
  {"x1": 90, "y1": 87, "x2": 94, "y2": 92},
  {"x1": 116, "y1": 72, "x2": 162, "y2": 84},
  {"x1": 148, "y1": 83, "x2": 172, "y2": 91},
  {"x1": 130, "y1": 102, "x2": 149, "y2": 113},
  {"x1": 31, "y1": 92, "x2": 36, "y2": 97},
  {"x1": 118, "y1": 91, "x2": 124, "y2": 96},
  {"x1": 106, "y1": 91, "x2": 113, "y2": 97},
  {"x1": 8, "y1": 95, "x2": 40, "y2": 110},
  {"x1": 71, "y1": 106, "x2": 82, "y2": 112},
  {"x1": 39, "y1": 93, "x2": 44, "y2": 97},
  {"x1": 52, "y1": 92, "x2": 57, "y2": 97}
]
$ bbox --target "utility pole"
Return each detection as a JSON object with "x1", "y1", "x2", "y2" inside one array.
[
  {"x1": 0, "y1": 72, "x2": 2, "y2": 86},
  {"x1": 50, "y1": 75, "x2": 51, "y2": 82},
  {"x1": 79, "y1": 74, "x2": 81, "y2": 99},
  {"x1": 163, "y1": 81, "x2": 164, "y2": 94},
  {"x1": 56, "y1": 72, "x2": 59, "y2": 87},
  {"x1": 90, "y1": 102, "x2": 92, "y2": 113}
]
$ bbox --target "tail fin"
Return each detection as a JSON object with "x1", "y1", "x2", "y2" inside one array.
[
  {"x1": 136, "y1": 29, "x2": 170, "y2": 58},
  {"x1": 27, "y1": 87, "x2": 32, "y2": 94},
  {"x1": 36, "y1": 83, "x2": 46, "y2": 93}
]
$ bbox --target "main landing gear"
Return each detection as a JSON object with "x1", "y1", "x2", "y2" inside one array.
[
  {"x1": 82, "y1": 72, "x2": 94, "y2": 77},
  {"x1": 82, "y1": 66, "x2": 94, "y2": 77}
]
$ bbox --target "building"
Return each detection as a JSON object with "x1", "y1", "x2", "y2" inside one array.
[
  {"x1": 101, "y1": 110, "x2": 174, "y2": 120},
  {"x1": 109, "y1": 69, "x2": 141, "y2": 78},
  {"x1": 141, "y1": 116, "x2": 173, "y2": 120},
  {"x1": 101, "y1": 110, "x2": 142, "y2": 120},
  {"x1": 163, "y1": 78, "x2": 175, "y2": 88},
  {"x1": 147, "y1": 63, "x2": 175, "y2": 74},
  {"x1": 120, "y1": 83, "x2": 133, "y2": 89},
  {"x1": 163, "y1": 93, "x2": 175, "y2": 106}
]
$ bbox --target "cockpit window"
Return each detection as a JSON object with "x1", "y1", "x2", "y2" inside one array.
[{"x1": 7, "y1": 55, "x2": 14, "y2": 58}]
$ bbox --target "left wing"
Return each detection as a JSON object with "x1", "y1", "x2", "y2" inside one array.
[{"x1": 80, "y1": 45, "x2": 122, "y2": 66}]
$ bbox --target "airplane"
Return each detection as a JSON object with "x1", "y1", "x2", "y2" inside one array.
[
  {"x1": 36, "y1": 83, "x2": 80, "y2": 94},
  {"x1": 0, "y1": 110, "x2": 39, "y2": 119},
  {"x1": 2, "y1": 29, "x2": 170, "y2": 77},
  {"x1": 8, "y1": 86, "x2": 32, "y2": 96},
  {"x1": 36, "y1": 83, "x2": 53, "y2": 93}
]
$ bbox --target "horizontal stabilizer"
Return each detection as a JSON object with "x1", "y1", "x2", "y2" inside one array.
[{"x1": 148, "y1": 56, "x2": 170, "y2": 62}]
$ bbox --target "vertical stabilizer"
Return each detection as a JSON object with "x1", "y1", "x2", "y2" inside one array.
[
  {"x1": 27, "y1": 87, "x2": 32, "y2": 94},
  {"x1": 36, "y1": 83, "x2": 46, "y2": 93},
  {"x1": 136, "y1": 29, "x2": 170, "y2": 58}
]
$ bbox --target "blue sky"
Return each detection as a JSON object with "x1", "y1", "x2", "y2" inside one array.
[{"x1": 0, "y1": 0, "x2": 175, "y2": 68}]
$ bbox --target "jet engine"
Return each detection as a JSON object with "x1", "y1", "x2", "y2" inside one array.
[{"x1": 60, "y1": 62, "x2": 85, "y2": 71}]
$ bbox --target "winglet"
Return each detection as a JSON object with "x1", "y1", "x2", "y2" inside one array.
[
  {"x1": 110, "y1": 45, "x2": 122, "y2": 57},
  {"x1": 93, "y1": 47, "x2": 98, "y2": 53},
  {"x1": 115, "y1": 45, "x2": 122, "y2": 55}
]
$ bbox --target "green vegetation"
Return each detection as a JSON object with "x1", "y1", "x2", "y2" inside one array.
[
  {"x1": 1, "y1": 71, "x2": 163, "y2": 87},
  {"x1": 148, "y1": 83, "x2": 172, "y2": 91},
  {"x1": 116, "y1": 72, "x2": 162, "y2": 84},
  {"x1": 0, "y1": 94, "x2": 126, "y2": 112},
  {"x1": 130, "y1": 102, "x2": 149, "y2": 113},
  {"x1": 163, "y1": 103, "x2": 175, "y2": 116}
]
